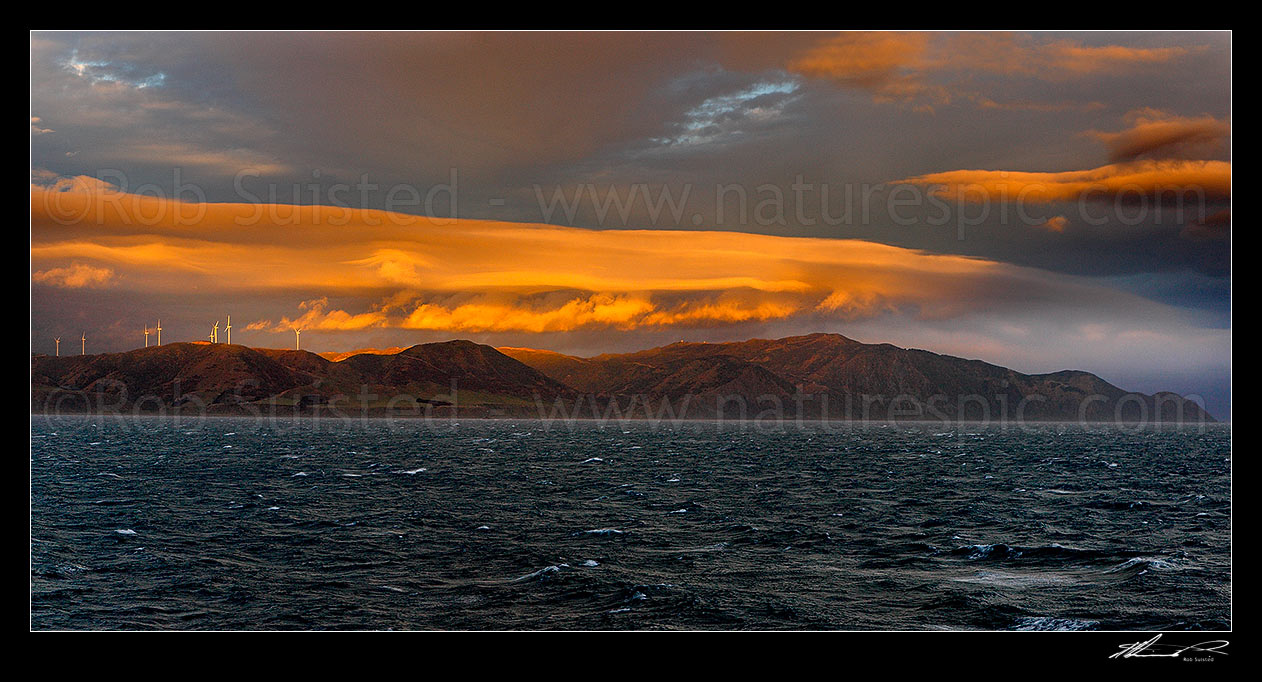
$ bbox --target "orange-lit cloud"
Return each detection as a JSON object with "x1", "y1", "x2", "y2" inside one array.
[
  {"x1": 892, "y1": 104, "x2": 1231, "y2": 224},
  {"x1": 280, "y1": 297, "x2": 390, "y2": 331},
  {"x1": 30, "y1": 175, "x2": 1034, "y2": 335},
  {"x1": 1089, "y1": 109, "x2": 1230, "y2": 162},
  {"x1": 897, "y1": 160, "x2": 1231, "y2": 204},
  {"x1": 788, "y1": 32, "x2": 936, "y2": 102},
  {"x1": 786, "y1": 32, "x2": 1199, "y2": 106},
  {"x1": 944, "y1": 33, "x2": 1191, "y2": 76},
  {"x1": 385, "y1": 292, "x2": 812, "y2": 334},
  {"x1": 31, "y1": 263, "x2": 115, "y2": 288},
  {"x1": 400, "y1": 293, "x2": 655, "y2": 333},
  {"x1": 1037, "y1": 216, "x2": 1069, "y2": 232}
]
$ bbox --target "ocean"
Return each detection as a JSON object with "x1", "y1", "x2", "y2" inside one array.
[{"x1": 30, "y1": 415, "x2": 1231, "y2": 630}]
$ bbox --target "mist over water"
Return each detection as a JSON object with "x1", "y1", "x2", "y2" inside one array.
[{"x1": 31, "y1": 416, "x2": 1230, "y2": 630}]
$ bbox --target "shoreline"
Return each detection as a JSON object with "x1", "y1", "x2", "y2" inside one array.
[{"x1": 30, "y1": 411, "x2": 1229, "y2": 428}]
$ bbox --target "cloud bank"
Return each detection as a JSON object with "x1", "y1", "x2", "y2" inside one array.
[{"x1": 32, "y1": 177, "x2": 1224, "y2": 361}]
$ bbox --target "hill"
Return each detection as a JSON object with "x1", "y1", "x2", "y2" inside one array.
[
  {"x1": 500, "y1": 333, "x2": 1215, "y2": 422},
  {"x1": 32, "y1": 340, "x2": 570, "y2": 417},
  {"x1": 31, "y1": 334, "x2": 1214, "y2": 422}
]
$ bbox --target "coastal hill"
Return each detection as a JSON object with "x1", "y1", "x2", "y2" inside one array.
[
  {"x1": 32, "y1": 333, "x2": 1214, "y2": 422},
  {"x1": 32, "y1": 340, "x2": 571, "y2": 417},
  {"x1": 498, "y1": 333, "x2": 1213, "y2": 422}
]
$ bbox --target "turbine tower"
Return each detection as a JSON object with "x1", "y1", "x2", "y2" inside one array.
[
  {"x1": 54, "y1": 337, "x2": 60, "y2": 357},
  {"x1": 294, "y1": 327, "x2": 302, "y2": 350},
  {"x1": 212, "y1": 320, "x2": 219, "y2": 344},
  {"x1": 81, "y1": 333, "x2": 85, "y2": 355},
  {"x1": 156, "y1": 319, "x2": 162, "y2": 346},
  {"x1": 225, "y1": 315, "x2": 232, "y2": 345},
  {"x1": 144, "y1": 326, "x2": 150, "y2": 348}
]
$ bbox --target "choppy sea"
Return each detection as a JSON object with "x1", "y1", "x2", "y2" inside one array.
[{"x1": 31, "y1": 416, "x2": 1231, "y2": 630}]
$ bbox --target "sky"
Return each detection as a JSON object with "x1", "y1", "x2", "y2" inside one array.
[{"x1": 29, "y1": 31, "x2": 1232, "y2": 417}]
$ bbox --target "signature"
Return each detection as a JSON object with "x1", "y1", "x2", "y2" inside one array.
[{"x1": 1110, "y1": 634, "x2": 1229, "y2": 659}]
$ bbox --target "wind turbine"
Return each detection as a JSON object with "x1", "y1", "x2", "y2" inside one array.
[
  {"x1": 225, "y1": 315, "x2": 231, "y2": 345},
  {"x1": 156, "y1": 319, "x2": 162, "y2": 346},
  {"x1": 144, "y1": 326, "x2": 150, "y2": 348},
  {"x1": 294, "y1": 327, "x2": 302, "y2": 351},
  {"x1": 212, "y1": 320, "x2": 219, "y2": 344},
  {"x1": 81, "y1": 333, "x2": 85, "y2": 355},
  {"x1": 54, "y1": 337, "x2": 60, "y2": 357}
]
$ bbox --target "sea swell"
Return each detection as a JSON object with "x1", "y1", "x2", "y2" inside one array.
[{"x1": 30, "y1": 416, "x2": 1230, "y2": 630}]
